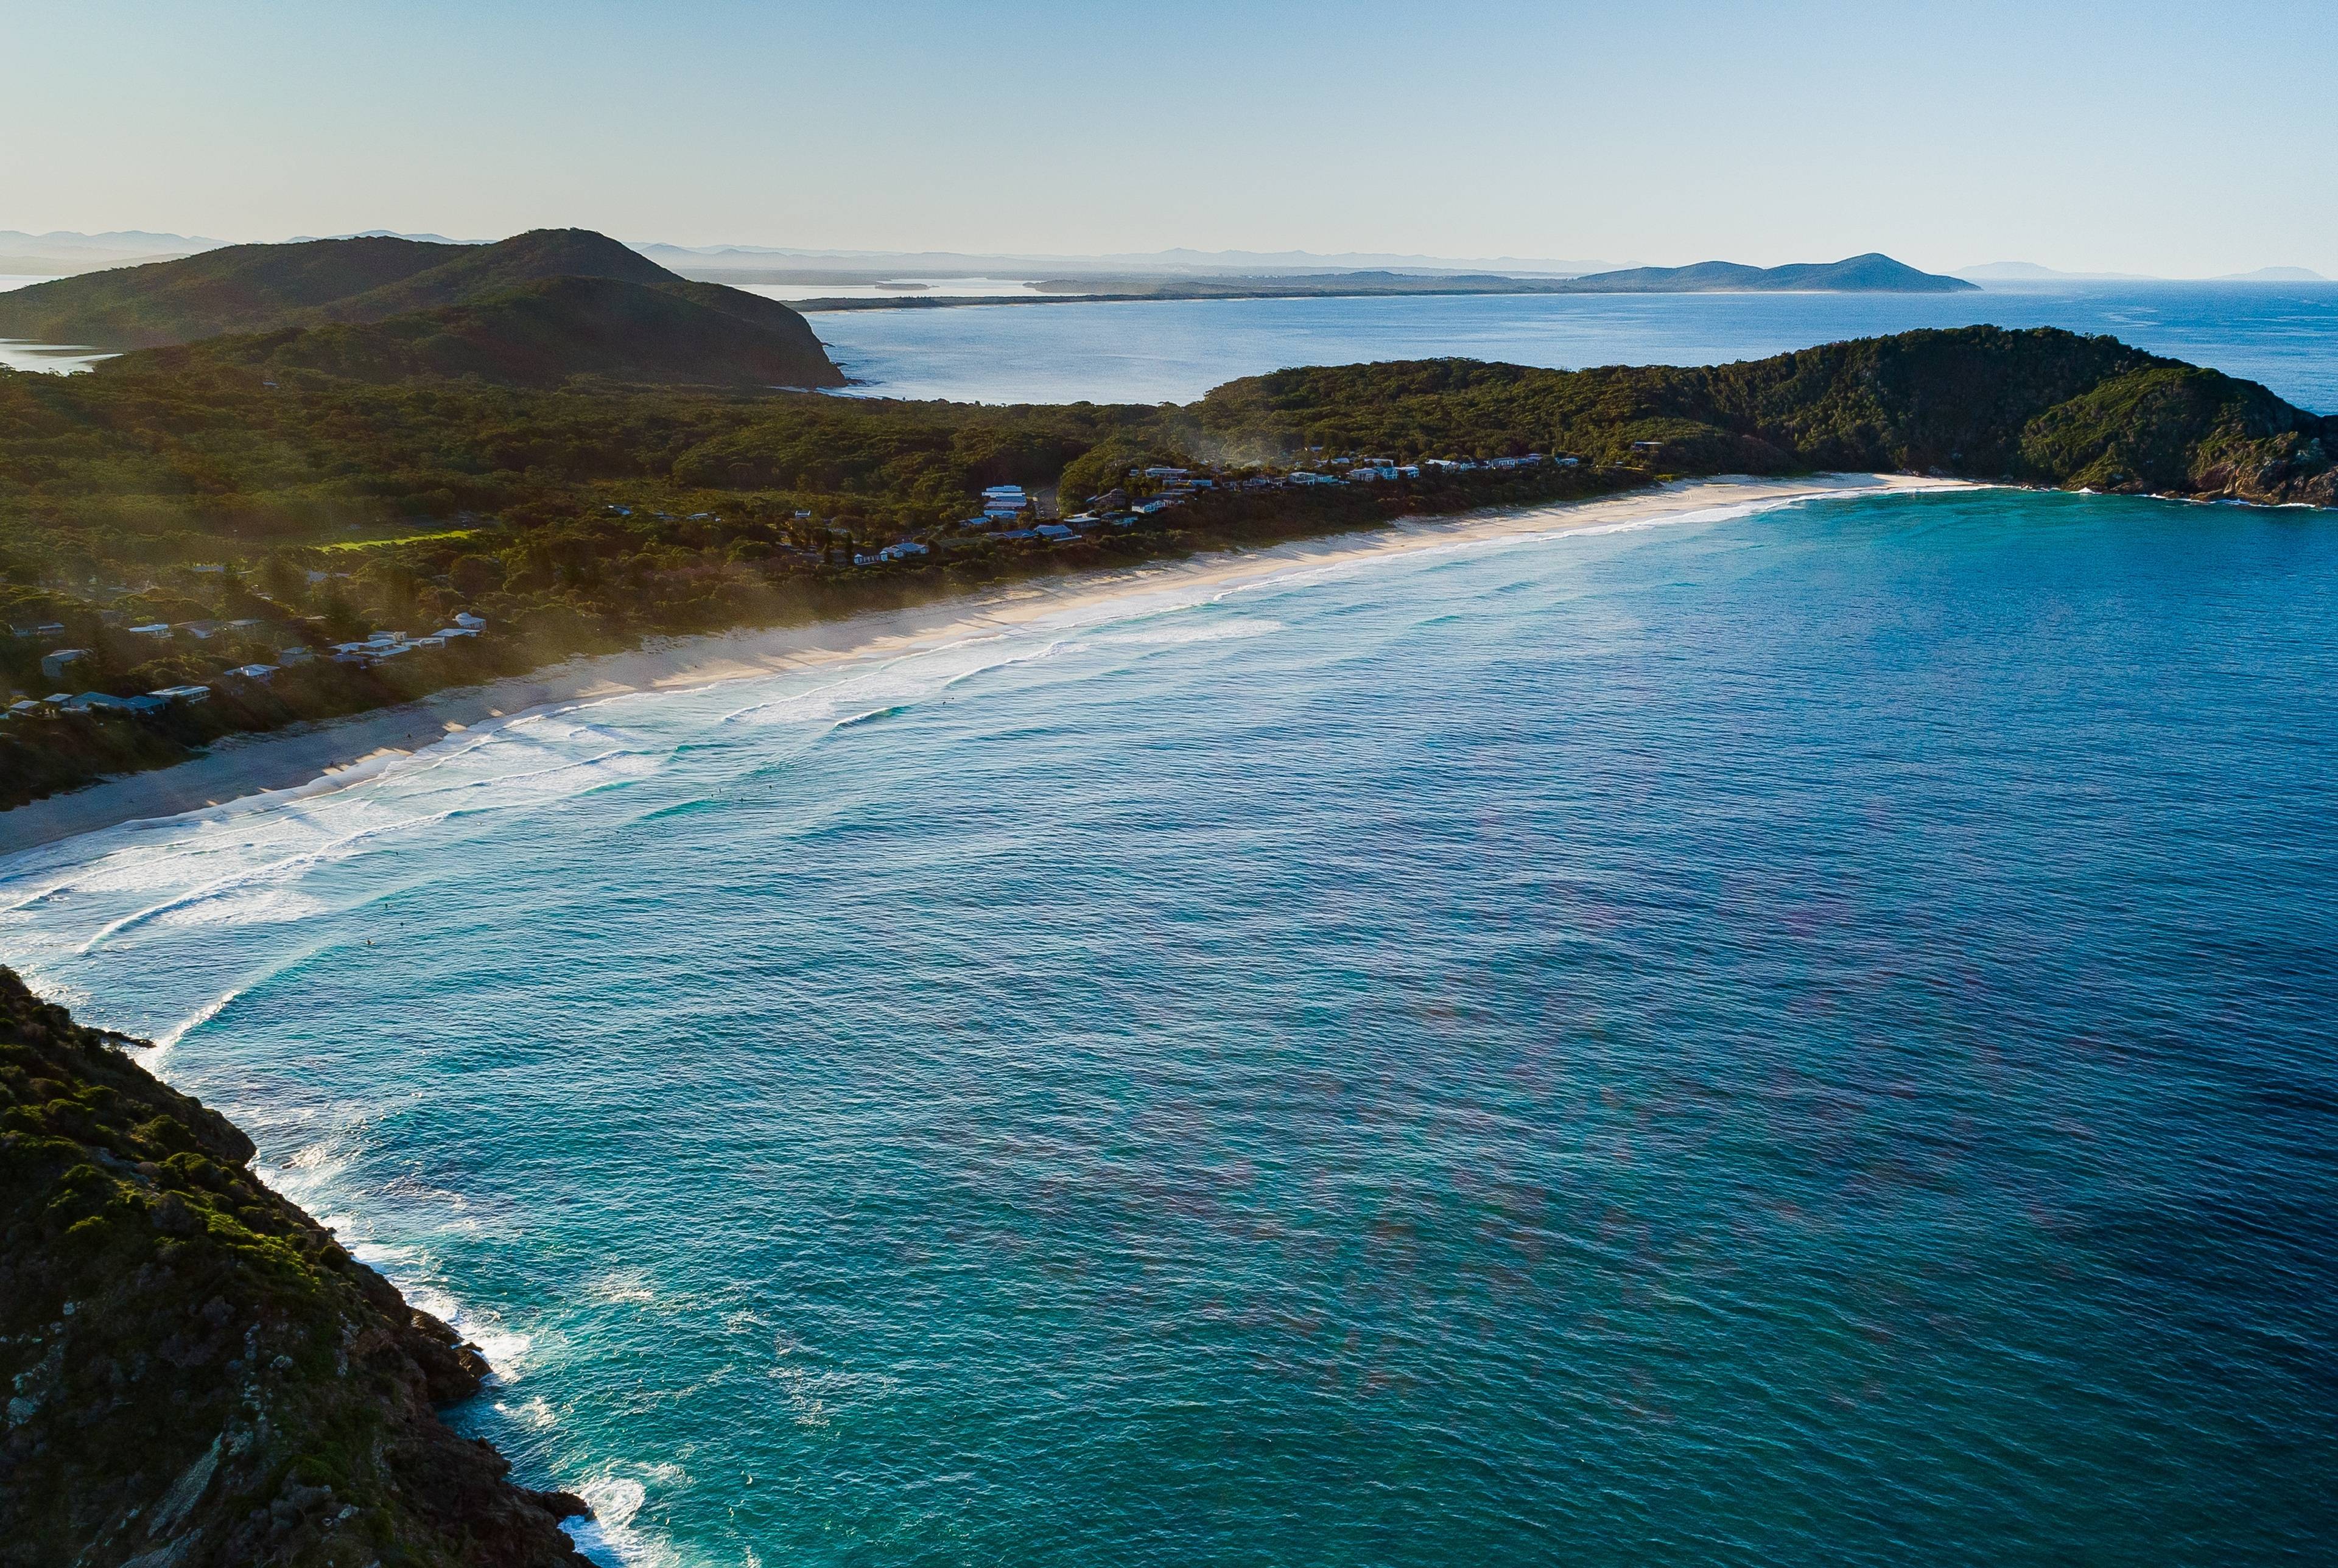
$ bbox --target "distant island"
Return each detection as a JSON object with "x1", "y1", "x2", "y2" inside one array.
[
  {"x1": 0, "y1": 233, "x2": 2331, "y2": 810},
  {"x1": 794, "y1": 253, "x2": 1978, "y2": 309}
]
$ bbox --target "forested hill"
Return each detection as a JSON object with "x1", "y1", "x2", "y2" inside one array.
[
  {"x1": 0, "y1": 228, "x2": 832, "y2": 366},
  {"x1": 0, "y1": 227, "x2": 846, "y2": 389},
  {"x1": 1191, "y1": 328, "x2": 2335, "y2": 499},
  {"x1": 0, "y1": 968, "x2": 591, "y2": 1567},
  {"x1": 130, "y1": 274, "x2": 848, "y2": 391}
]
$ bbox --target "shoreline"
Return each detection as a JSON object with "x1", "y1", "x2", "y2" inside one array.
[{"x1": 0, "y1": 473, "x2": 1968, "y2": 858}]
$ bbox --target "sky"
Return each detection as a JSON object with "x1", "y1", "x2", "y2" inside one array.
[{"x1": 2, "y1": 0, "x2": 2331, "y2": 276}]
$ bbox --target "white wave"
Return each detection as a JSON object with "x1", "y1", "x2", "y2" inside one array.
[
  {"x1": 494, "y1": 1393, "x2": 558, "y2": 1431},
  {"x1": 566, "y1": 1469, "x2": 686, "y2": 1568},
  {"x1": 149, "y1": 985, "x2": 246, "y2": 1059},
  {"x1": 402, "y1": 1280, "x2": 535, "y2": 1380},
  {"x1": 72, "y1": 805, "x2": 464, "y2": 953},
  {"x1": 1084, "y1": 617, "x2": 1285, "y2": 647}
]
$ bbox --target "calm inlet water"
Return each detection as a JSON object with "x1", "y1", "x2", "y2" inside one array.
[
  {"x1": 810, "y1": 282, "x2": 2338, "y2": 410},
  {"x1": 4, "y1": 488, "x2": 2335, "y2": 1565}
]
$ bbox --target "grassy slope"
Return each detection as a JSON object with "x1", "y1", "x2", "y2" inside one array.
[
  {"x1": 0, "y1": 229, "x2": 842, "y2": 386},
  {"x1": 149, "y1": 275, "x2": 848, "y2": 390},
  {"x1": 0, "y1": 969, "x2": 588, "y2": 1568},
  {"x1": 0, "y1": 237, "x2": 463, "y2": 347}
]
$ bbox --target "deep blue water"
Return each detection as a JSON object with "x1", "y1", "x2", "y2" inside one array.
[
  {"x1": 4, "y1": 488, "x2": 2336, "y2": 1566},
  {"x1": 811, "y1": 282, "x2": 2338, "y2": 411}
]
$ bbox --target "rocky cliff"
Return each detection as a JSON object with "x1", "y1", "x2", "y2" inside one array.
[{"x1": 0, "y1": 968, "x2": 588, "y2": 1568}]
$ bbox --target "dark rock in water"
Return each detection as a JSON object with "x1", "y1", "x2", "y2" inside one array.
[{"x1": 0, "y1": 966, "x2": 588, "y2": 1568}]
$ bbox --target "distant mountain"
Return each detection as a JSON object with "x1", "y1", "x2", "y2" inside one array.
[
  {"x1": 1953, "y1": 261, "x2": 2155, "y2": 282},
  {"x1": 144, "y1": 273, "x2": 845, "y2": 389},
  {"x1": 0, "y1": 229, "x2": 222, "y2": 278},
  {"x1": 631, "y1": 242, "x2": 1621, "y2": 279},
  {"x1": 2215, "y1": 266, "x2": 2328, "y2": 282},
  {"x1": 1548, "y1": 253, "x2": 1975, "y2": 294},
  {"x1": 0, "y1": 228, "x2": 221, "y2": 255},
  {"x1": 284, "y1": 229, "x2": 489, "y2": 246}
]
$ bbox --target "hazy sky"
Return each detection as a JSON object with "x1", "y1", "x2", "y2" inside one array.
[{"x1": 4, "y1": 0, "x2": 2330, "y2": 275}]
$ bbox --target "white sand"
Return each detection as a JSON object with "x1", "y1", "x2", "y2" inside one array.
[{"x1": 0, "y1": 473, "x2": 1970, "y2": 854}]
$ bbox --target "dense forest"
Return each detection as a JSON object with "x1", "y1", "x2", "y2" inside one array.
[{"x1": 2, "y1": 324, "x2": 2331, "y2": 810}]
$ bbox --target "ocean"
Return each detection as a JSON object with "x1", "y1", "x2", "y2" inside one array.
[
  {"x1": 807, "y1": 282, "x2": 2338, "y2": 411},
  {"x1": 10, "y1": 276, "x2": 2338, "y2": 410},
  {"x1": 4, "y1": 486, "x2": 2333, "y2": 1566}
]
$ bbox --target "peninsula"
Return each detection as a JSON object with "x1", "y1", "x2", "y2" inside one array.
[
  {"x1": 1, "y1": 234, "x2": 2331, "y2": 811},
  {"x1": 785, "y1": 253, "x2": 1978, "y2": 309}
]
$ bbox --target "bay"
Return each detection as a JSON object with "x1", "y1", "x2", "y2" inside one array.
[
  {"x1": 5, "y1": 486, "x2": 2333, "y2": 1567},
  {"x1": 809, "y1": 282, "x2": 2338, "y2": 411}
]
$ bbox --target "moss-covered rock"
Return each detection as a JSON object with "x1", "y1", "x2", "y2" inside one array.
[{"x1": 0, "y1": 967, "x2": 588, "y2": 1568}]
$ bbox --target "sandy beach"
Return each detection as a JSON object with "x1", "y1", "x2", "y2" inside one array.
[{"x1": 0, "y1": 473, "x2": 1968, "y2": 856}]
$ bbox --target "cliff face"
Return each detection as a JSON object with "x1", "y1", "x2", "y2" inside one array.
[{"x1": 0, "y1": 968, "x2": 588, "y2": 1568}]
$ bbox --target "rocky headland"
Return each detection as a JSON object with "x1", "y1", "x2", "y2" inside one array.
[{"x1": 0, "y1": 967, "x2": 588, "y2": 1568}]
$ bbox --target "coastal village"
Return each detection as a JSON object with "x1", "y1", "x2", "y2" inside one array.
[
  {"x1": 854, "y1": 449, "x2": 1578, "y2": 563},
  {"x1": 4, "y1": 601, "x2": 490, "y2": 723},
  {"x1": 1, "y1": 447, "x2": 1587, "y2": 792}
]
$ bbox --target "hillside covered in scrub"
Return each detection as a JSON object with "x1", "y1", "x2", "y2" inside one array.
[
  {"x1": 1188, "y1": 327, "x2": 2336, "y2": 501},
  {"x1": 0, "y1": 326, "x2": 2329, "y2": 810},
  {"x1": 0, "y1": 968, "x2": 588, "y2": 1568},
  {"x1": 0, "y1": 228, "x2": 843, "y2": 390}
]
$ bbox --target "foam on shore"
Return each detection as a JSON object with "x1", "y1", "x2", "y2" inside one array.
[{"x1": 0, "y1": 474, "x2": 1968, "y2": 858}]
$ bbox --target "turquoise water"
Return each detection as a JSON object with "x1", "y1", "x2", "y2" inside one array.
[
  {"x1": 4, "y1": 488, "x2": 2336, "y2": 1564},
  {"x1": 811, "y1": 283, "x2": 2338, "y2": 410}
]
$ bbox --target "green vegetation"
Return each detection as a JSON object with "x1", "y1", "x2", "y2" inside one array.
[
  {"x1": 0, "y1": 967, "x2": 587, "y2": 1567},
  {"x1": 318, "y1": 528, "x2": 483, "y2": 553},
  {"x1": 145, "y1": 275, "x2": 843, "y2": 391},
  {"x1": 1, "y1": 324, "x2": 2329, "y2": 814},
  {"x1": 1188, "y1": 329, "x2": 2334, "y2": 490},
  {"x1": 0, "y1": 229, "x2": 842, "y2": 389}
]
